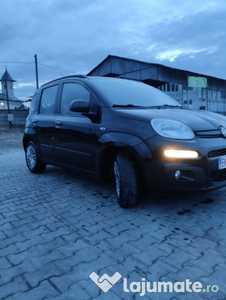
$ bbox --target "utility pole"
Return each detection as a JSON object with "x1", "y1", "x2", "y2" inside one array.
[
  {"x1": 34, "y1": 54, "x2": 39, "y2": 89},
  {"x1": 5, "y1": 72, "x2": 12, "y2": 127}
]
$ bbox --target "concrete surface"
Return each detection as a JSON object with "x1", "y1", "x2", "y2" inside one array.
[{"x1": 0, "y1": 131, "x2": 226, "y2": 299}]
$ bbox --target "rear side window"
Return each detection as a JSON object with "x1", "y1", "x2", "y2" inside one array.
[
  {"x1": 40, "y1": 85, "x2": 58, "y2": 114},
  {"x1": 30, "y1": 93, "x2": 40, "y2": 113},
  {"x1": 60, "y1": 83, "x2": 90, "y2": 115}
]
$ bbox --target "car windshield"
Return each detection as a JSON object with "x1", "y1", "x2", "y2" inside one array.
[{"x1": 90, "y1": 77, "x2": 182, "y2": 108}]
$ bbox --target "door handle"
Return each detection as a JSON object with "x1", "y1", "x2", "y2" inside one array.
[{"x1": 55, "y1": 120, "x2": 63, "y2": 127}]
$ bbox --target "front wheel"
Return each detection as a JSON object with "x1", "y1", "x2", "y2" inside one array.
[
  {"x1": 114, "y1": 152, "x2": 138, "y2": 208},
  {"x1": 25, "y1": 141, "x2": 46, "y2": 174}
]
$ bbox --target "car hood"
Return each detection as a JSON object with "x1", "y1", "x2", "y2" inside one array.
[{"x1": 115, "y1": 108, "x2": 226, "y2": 131}]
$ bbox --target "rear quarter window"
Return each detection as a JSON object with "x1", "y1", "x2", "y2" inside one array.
[{"x1": 29, "y1": 93, "x2": 40, "y2": 113}]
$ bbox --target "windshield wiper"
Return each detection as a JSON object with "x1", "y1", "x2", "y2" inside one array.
[
  {"x1": 112, "y1": 104, "x2": 143, "y2": 108},
  {"x1": 161, "y1": 104, "x2": 184, "y2": 108},
  {"x1": 146, "y1": 104, "x2": 183, "y2": 109},
  {"x1": 112, "y1": 104, "x2": 184, "y2": 109}
]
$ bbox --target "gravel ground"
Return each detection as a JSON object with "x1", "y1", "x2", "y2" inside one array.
[{"x1": 0, "y1": 126, "x2": 24, "y2": 153}]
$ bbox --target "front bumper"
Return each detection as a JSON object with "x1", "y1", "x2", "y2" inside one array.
[{"x1": 142, "y1": 136, "x2": 226, "y2": 191}]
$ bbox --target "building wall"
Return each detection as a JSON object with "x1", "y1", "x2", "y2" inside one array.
[
  {"x1": 159, "y1": 84, "x2": 226, "y2": 113},
  {"x1": 0, "y1": 100, "x2": 22, "y2": 110},
  {"x1": 1, "y1": 81, "x2": 14, "y2": 97}
]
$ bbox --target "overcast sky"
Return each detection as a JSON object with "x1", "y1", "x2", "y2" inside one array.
[{"x1": 1, "y1": 0, "x2": 226, "y2": 98}]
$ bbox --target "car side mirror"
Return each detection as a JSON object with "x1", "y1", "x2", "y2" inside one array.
[{"x1": 70, "y1": 99, "x2": 90, "y2": 113}]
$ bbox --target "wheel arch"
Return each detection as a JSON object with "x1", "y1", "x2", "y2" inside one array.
[
  {"x1": 23, "y1": 135, "x2": 33, "y2": 150},
  {"x1": 98, "y1": 132, "x2": 151, "y2": 180},
  {"x1": 99, "y1": 144, "x2": 145, "y2": 182},
  {"x1": 23, "y1": 128, "x2": 38, "y2": 150}
]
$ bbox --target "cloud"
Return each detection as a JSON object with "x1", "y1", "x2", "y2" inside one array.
[
  {"x1": 155, "y1": 49, "x2": 207, "y2": 62},
  {"x1": 15, "y1": 82, "x2": 36, "y2": 89},
  {"x1": 1, "y1": 0, "x2": 226, "y2": 97},
  {"x1": 123, "y1": 3, "x2": 226, "y2": 78}
]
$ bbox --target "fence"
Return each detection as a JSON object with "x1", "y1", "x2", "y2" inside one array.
[{"x1": 0, "y1": 110, "x2": 29, "y2": 127}]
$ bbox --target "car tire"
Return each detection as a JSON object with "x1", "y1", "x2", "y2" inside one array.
[
  {"x1": 114, "y1": 152, "x2": 138, "y2": 208},
  {"x1": 25, "y1": 141, "x2": 46, "y2": 174}
]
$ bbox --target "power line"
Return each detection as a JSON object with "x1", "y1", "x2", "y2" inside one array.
[
  {"x1": 0, "y1": 61, "x2": 33, "y2": 64},
  {"x1": 0, "y1": 58, "x2": 75, "y2": 88},
  {"x1": 0, "y1": 61, "x2": 74, "y2": 73},
  {"x1": 38, "y1": 63, "x2": 74, "y2": 74}
]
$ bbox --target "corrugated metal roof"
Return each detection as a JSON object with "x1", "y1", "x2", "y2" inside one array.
[{"x1": 87, "y1": 54, "x2": 226, "y2": 89}]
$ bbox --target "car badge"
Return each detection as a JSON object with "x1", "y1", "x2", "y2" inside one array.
[{"x1": 220, "y1": 126, "x2": 226, "y2": 138}]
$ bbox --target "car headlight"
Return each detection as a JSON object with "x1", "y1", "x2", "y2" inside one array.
[{"x1": 151, "y1": 118, "x2": 195, "y2": 140}]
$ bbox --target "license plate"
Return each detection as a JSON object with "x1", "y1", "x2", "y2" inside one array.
[{"x1": 219, "y1": 155, "x2": 226, "y2": 170}]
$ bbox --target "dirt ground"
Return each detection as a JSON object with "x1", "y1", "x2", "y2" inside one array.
[{"x1": 0, "y1": 126, "x2": 24, "y2": 151}]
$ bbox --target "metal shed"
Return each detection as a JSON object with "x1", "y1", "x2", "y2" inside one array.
[{"x1": 88, "y1": 55, "x2": 226, "y2": 113}]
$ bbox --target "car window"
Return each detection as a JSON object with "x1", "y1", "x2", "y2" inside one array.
[
  {"x1": 30, "y1": 93, "x2": 40, "y2": 113},
  {"x1": 60, "y1": 83, "x2": 90, "y2": 115},
  {"x1": 39, "y1": 85, "x2": 58, "y2": 114}
]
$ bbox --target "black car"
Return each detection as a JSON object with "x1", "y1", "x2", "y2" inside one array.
[{"x1": 23, "y1": 75, "x2": 226, "y2": 208}]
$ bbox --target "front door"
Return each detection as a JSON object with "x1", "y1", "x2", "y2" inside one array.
[{"x1": 54, "y1": 82, "x2": 99, "y2": 172}]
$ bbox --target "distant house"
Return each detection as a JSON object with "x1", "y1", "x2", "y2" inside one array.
[{"x1": 0, "y1": 69, "x2": 22, "y2": 110}]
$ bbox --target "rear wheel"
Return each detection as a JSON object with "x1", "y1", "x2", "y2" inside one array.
[
  {"x1": 25, "y1": 141, "x2": 46, "y2": 174},
  {"x1": 114, "y1": 152, "x2": 138, "y2": 208}
]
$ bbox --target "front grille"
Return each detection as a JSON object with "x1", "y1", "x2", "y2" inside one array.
[
  {"x1": 208, "y1": 148, "x2": 226, "y2": 158},
  {"x1": 195, "y1": 129, "x2": 221, "y2": 138},
  {"x1": 211, "y1": 169, "x2": 226, "y2": 182}
]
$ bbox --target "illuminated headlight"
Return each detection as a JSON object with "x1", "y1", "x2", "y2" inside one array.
[
  {"x1": 164, "y1": 150, "x2": 199, "y2": 158},
  {"x1": 151, "y1": 119, "x2": 195, "y2": 140}
]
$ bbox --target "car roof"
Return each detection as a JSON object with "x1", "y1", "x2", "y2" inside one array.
[
  {"x1": 40, "y1": 75, "x2": 140, "y2": 90},
  {"x1": 41, "y1": 75, "x2": 87, "y2": 87}
]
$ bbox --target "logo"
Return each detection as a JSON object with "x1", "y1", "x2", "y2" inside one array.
[
  {"x1": 219, "y1": 126, "x2": 226, "y2": 138},
  {"x1": 89, "y1": 272, "x2": 219, "y2": 296},
  {"x1": 89, "y1": 272, "x2": 122, "y2": 292}
]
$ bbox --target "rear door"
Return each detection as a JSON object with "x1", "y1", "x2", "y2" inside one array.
[
  {"x1": 54, "y1": 81, "x2": 100, "y2": 171},
  {"x1": 33, "y1": 84, "x2": 59, "y2": 162}
]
